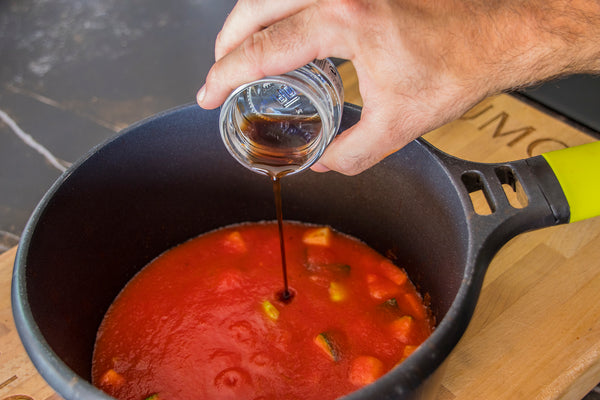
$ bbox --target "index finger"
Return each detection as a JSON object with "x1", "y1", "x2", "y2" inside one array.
[
  {"x1": 215, "y1": 0, "x2": 314, "y2": 61},
  {"x1": 198, "y1": 9, "x2": 326, "y2": 109}
]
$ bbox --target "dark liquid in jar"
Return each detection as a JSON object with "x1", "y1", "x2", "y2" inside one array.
[{"x1": 239, "y1": 113, "x2": 322, "y2": 177}]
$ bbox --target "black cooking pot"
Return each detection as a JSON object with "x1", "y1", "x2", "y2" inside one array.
[{"x1": 12, "y1": 103, "x2": 600, "y2": 399}]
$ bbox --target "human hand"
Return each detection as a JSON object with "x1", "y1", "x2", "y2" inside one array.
[{"x1": 197, "y1": 0, "x2": 600, "y2": 175}]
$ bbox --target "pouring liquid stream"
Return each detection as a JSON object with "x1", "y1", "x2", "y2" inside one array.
[
  {"x1": 272, "y1": 175, "x2": 293, "y2": 302},
  {"x1": 241, "y1": 112, "x2": 323, "y2": 303},
  {"x1": 222, "y1": 59, "x2": 341, "y2": 303}
]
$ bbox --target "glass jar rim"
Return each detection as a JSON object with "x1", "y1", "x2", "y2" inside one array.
[{"x1": 219, "y1": 75, "x2": 335, "y2": 177}]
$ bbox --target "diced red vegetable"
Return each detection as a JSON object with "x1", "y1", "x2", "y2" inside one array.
[
  {"x1": 402, "y1": 345, "x2": 418, "y2": 359},
  {"x1": 348, "y1": 356, "x2": 384, "y2": 386},
  {"x1": 223, "y1": 231, "x2": 247, "y2": 252},
  {"x1": 98, "y1": 369, "x2": 125, "y2": 388},
  {"x1": 366, "y1": 274, "x2": 400, "y2": 300},
  {"x1": 390, "y1": 316, "x2": 415, "y2": 343},
  {"x1": 402, "y1": 293, "x2": 427, "y2": 319},
  {"x1": 379, "y1": 260, "x2": 408, "y2": 285},
  {"x1": 395, "y1": 344, "x2": 420, "y2": 365}
]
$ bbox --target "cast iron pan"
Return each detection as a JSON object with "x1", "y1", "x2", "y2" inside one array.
[{"x1": 11, "y1": 103, "x2": 600, "y2": 399}]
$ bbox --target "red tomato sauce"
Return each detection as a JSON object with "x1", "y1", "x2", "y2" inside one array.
[{"x1": 92, "y1": 222, "x2": 434, "y2": 400}]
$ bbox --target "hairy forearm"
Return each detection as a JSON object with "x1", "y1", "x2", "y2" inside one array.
[
  {"x1": 473, "y1": 0, "x2": 600, "y2": 92},
  {"x1": 531, "y1": 0, "x2": 600, "y2": 71}
]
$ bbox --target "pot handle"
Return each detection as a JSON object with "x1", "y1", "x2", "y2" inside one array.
[{"x1": 542, "y1": 141, "x2": 600, "y2": 223}]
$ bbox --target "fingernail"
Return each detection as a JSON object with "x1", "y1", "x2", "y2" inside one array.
[{"x1": 196, "y1": 85, "x2": 206, "y2": 105}]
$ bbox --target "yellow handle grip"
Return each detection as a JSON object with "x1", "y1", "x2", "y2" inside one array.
[{"x1": 542, "y1": 141, "x2": 600, "y2": 223}]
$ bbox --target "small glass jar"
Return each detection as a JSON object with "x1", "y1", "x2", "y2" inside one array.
[{"x1": 219, "y1": 59, "x2": 344, "y2": 178}]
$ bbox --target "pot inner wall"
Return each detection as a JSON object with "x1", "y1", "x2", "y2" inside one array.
[{"x1": 22, "y1": 105, "x2": 468, "y2": 384}]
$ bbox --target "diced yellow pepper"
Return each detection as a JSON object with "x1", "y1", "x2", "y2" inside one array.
[
  {"x1": 144, "y1": 394, "x2": 161, "y2": 400},
  {"x1": 328, "y1": 281, "x2": 347, "y2": 302},
  {"x1": 261, "y1": 300, "x2": 280, "y2": 320},
  {"x1": 302, "y1": 227, "x2": 332, "y2": 246}
]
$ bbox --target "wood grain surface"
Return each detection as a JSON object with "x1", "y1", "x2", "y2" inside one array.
[
  {"x1": 1, "y1": 247, "x2": 60, "y2": 400},
  {"x1": 1, "y1": 61, "x2": 599, "y2": 400}
]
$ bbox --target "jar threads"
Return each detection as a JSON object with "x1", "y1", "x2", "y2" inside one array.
[{"x1": 219, "y1": 59, "x2": 344, "y2": 177}]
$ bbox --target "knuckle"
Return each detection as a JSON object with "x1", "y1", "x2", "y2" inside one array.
[
  {"x1": 326, "y1": 0, "x2": 370, "y2": 20},
  {"x1": 204, "y1": 63, "x2": 230, "y2": 95},
  {"x1": 231, "y1": 0, "x2": 258, "y2": 17},
  {"x1": 333, "y1": 151, "x2": 371, "y2": 176},
  {"x1": 205, "y1": 64, "x2": 221, "y2": 86},
  {"x1": 214, "y1": 30, "x2": 226, "y2": 50},
  {"x1": 214, "y1": 31, "x2": 229, "y2": 60},
  {"x1": 240, "y1": 30, "x2": 271, "y2": 75}
]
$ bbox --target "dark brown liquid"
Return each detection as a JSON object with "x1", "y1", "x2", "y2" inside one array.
[
  {"x1": 272, "y1": 176, "x2": 294, "y2": 302},
  {"x1": 239, "y1": 113, "x2": 322, "y2": 176}
]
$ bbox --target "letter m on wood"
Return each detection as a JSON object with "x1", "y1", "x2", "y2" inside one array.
[{"x1": 478, "y1": 111, "x2": 536, "y2": 146}]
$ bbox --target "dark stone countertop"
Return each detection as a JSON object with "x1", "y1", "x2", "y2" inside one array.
[{"x1": 0, "y1": 0, "x2": 236, "y2": 250}]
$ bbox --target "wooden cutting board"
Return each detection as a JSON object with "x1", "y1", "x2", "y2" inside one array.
[{"x1": 1, "y1": 62, "x2": 599, "y2": 400}]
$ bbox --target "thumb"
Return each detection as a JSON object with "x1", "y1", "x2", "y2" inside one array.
[{"x1": 312, "y1": 112, "x2": 417, "y2": 176}]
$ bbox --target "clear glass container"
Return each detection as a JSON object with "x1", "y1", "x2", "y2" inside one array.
[{"x1": 219, "y1": 59, "x2": 344, "y2": 178}]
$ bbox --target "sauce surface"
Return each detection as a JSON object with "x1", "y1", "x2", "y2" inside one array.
[{"x1": 92, "y1": 222, "x2": 433, "y2": 400}]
